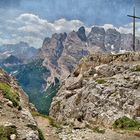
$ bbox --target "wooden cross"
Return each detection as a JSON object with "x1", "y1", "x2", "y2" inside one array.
[{"x1": 127, "y1": 7, "x2": 140, "y2": 51}]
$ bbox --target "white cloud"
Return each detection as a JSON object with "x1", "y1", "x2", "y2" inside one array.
[
  {"x1": 1, "y1": 13, "x2": 140, "y2": 48},
  {"x1": 101, "y1": 22, "x2": 140, "y2": 37},
  {"x1": 53, "y1": 18, "x2": 84, "y2": 32},
  {"x1": 16, "y1": 13, "x2": 45, "y2": 25},
  {"x1": 16, "y1": 14, "x2": 84, "y2": 35},
  {"x1": 118, "y1": 22, "x2": 140, "y2": 37},
  {"x1": 0, "y1": 13, "x2": 85, "y2": 48},
  {"x1": 101, "y1": 24, "x2": 117, "y2": 31},
  {"x1": 118, "y1": 26, "x2": 132, "y2": 34}
]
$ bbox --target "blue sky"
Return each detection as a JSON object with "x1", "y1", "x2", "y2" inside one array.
[
  {"x1": 21, "y1": 0, "x2": 138, "y2": 26},
  {"x1": 0, "y1": 0, "x2": 140, "y2": 48},
  {"x1": 0, "y1": 0, "x2": 138, "y2": 26}
]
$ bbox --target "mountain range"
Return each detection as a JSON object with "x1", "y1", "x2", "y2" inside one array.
[
  {"x1": 39, "y1": 26, "x2": 140, "y2": 86},
  {"x1": 0, "y1": 41, "x2": 38, "y2": 63},
  {"x1": 1, "y1": 26, "x2": 140, "y2": 114}
]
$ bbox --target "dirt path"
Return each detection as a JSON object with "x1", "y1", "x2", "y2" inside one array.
[
  {"x1": 35, "y1": 115, "x2": 140, "y2": 140},
  {"x1": 35, "y1": 116, "x2": 59, "y2": 140}
]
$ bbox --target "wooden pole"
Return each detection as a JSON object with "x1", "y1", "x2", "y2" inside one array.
[{"x1": 133, "y1": 7, "x2": 136, "y2": 51}]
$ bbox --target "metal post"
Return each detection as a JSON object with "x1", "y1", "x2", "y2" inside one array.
[{"x1": 127, "y1": 7, "x2": 140, "y2": 51}]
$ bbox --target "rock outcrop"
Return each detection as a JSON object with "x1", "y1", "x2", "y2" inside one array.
[
  {"x1": 50, "y1": 52, "x2": 140, "y2": 128},
  {"x1": 0, "y1": 68, "x2": 41, "y2": 140}
]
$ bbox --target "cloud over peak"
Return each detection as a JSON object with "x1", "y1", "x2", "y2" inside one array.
[
  {"x1": 0, "y1": 13, "x2": 140, "y2": 48},
  {"x1": 17, "y1": 13, "x2": 84, "y2": 33},
  {"x1": 0, "y1": 13, "x2": 85, "y2": 48}
]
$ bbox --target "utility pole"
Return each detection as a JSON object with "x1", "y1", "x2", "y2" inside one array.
[{"x1": 127, "y1": 7, "x2": 140, "y2": 51}]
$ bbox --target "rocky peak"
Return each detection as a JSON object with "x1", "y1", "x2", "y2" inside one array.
[
  {"x1": 52, "y1": 32, "x2": 67, "y2": 41},
  {"x1": 105, "y1": 28, "x2": 121, "y2": 52},
  {"x1": 43, "y1": 37, "x2": 51, "y2": 46},
  {"x1": 66, "y1": 31, "x2": 81, "y2": 42},
  {"x1": 87, "y1": 26, "x2": 106, "y2": 50},
  {"x1": 41, "y1": 33, "x2": 66, "y2": 59},
  {"x1": 89, "y1": 26, "x2": 105, "y2": 34},
  {"x1": 59, "y1": 32, "x2": 67, "y2": 41},
  {"x1": 56, "y1": 30, "x2": 88, "y2": 81},
  {"x1": 77, "y1": 26, "x2": 87, "y2": 42}
]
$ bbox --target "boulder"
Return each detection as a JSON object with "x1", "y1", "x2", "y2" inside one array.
[
  {"x1": 95, "y1": 64, "x2": 114, "y2": 77},
  {"x1": 10, "y1": 134, "x2": 16, "y2": 140}
]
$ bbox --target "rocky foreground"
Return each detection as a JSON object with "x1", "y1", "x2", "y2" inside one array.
[
  {"x1": 0, "y1": 69, "x2": 43, "y2": 140},
  {"x1": 1, "y1": 52, "x2": 140, "y2": 140},
  {"x1": 49, "y1": 52, "x2": 140, "y2": 139}
]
